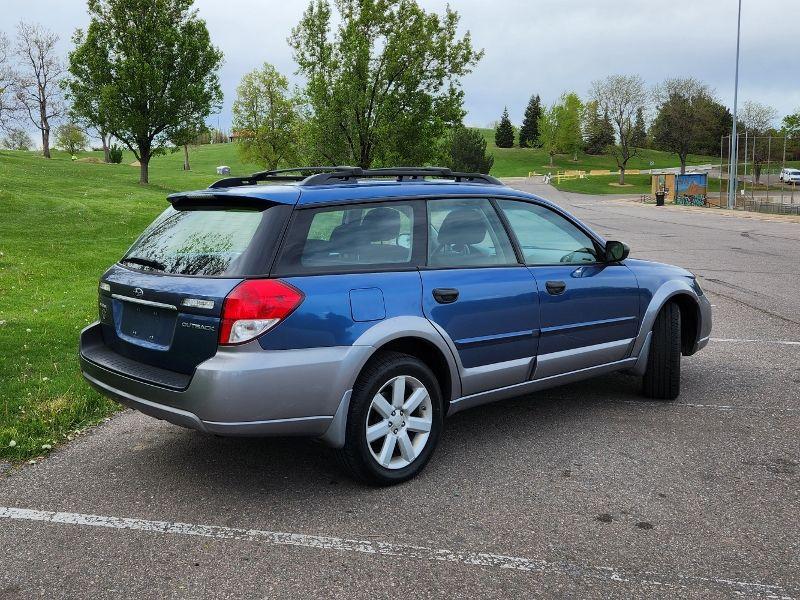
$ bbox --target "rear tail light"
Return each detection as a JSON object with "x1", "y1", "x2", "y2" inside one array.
[{"x1": 219, "y1": 279, "x2": 304, "y2": 346}]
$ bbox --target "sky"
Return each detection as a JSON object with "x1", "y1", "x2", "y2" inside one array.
[{"x1": 3, "y1": 0, "x2": 798, "y2": 134}]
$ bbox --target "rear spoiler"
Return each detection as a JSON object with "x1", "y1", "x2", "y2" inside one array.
[{"x1": 166, "y1": 192, "x2": 276, "y2": 211}]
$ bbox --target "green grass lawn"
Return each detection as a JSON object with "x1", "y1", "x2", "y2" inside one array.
[
  {"x1": 553, "y1": 173, "x2": 652, "y2": 195},
  {"x1": 0, "y1": 137, "x2": 704, "y2": 462},
  {"x1": 0, "y1": 145, "x2": 263, "y2": 462}
]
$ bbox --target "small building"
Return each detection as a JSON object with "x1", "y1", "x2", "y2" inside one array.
[{"x1": 651, "y1": 171, "x2": 708, "y2": 205}]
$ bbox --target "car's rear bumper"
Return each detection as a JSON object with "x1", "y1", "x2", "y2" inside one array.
[{"x1": 79, "y1": 322, "x2": 369, "y2": 437}]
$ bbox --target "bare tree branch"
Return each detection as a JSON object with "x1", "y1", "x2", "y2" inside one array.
[{"x1": 12, "y1": 22, "x2": 65, "y2": 157}]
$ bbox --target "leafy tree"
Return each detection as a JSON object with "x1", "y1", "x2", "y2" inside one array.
[
  {"x1": 555, "y1": 92, "x2": 583, "y2": 161},
  {"x1": 591, "y1": 74, "x2": 648, "y2": 184},
  {"x1": 65, "y1": 28, "x2": 114, "y2": 163},
  {"x1": 445, "y1": 126, "x2": 493, "y2": 173},
  {"x1": 13, "y1": 23, "x2": 65, "y2": 158},
  {"x1": 782, "y1": 108, "x2": 800, "y2": 161},
  {"x1": 583, "y1": 100, "x2": 614, "y2": 155},
  {"x1": 232, "y1": 63, "x2": 299, "y2": 170},
  {"x1": 170, "y1": 121, "x2": 207, "y2": 171},
  {"x1": 494, "y1": 107, "x2": 515, "y2": 148},
  {"x1": 289, "y1": 0, "x2": 482, "y2": 168},
  {"x1": 67, "y1": 0, "x2": 223, "y2": 184},
  {"x1": 739, "y1": 100, "x2": 777, "y2": 183},
  {"x1": 782, "y1": 108, "x2": 800, "y2": 138},
  {"x1": 55, "y1": 122, "x2": 89, "y2": 155},
  {"x1": 651, "y1": 78, "x2": 717, "y2": 174},
  {"x1": 692, "y1": 96, "x2": 731, "y2": 156},
  {"x1": 518, "y1": 94, "x2": 541, "y2": 148},
  {"x1": 631, "y1": 107, "x2": 647, "y2": 149},
  {"x1": 1, "y1": 127, "x2": 34, "y2": 150},
  {"x1": 537, "y1": 104, "x2": 559, "y2": 167}
]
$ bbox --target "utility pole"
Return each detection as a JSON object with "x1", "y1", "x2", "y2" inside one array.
[{"x1": 728, "y1": 0, "x2": 743, "y2": 209}]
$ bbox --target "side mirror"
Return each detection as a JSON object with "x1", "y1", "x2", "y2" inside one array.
[{"x1": 604, "y1": 240, "x2": 629, "y2": 262}]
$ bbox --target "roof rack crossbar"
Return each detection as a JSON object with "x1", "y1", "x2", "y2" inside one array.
[{"x1": 209, "y1": 166, "x2": 356, "y2": 189}]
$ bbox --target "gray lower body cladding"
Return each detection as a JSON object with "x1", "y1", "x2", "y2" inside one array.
[{"x1": 79, "y1": 322, "x2": 370, "y2": 437}]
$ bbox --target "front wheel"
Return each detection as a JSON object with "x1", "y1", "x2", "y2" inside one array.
[
  {"x1": 642, "y1": 301, "x2": 681, "y2": 400},
  {"x1": 335, "y1": 351, "x2": 443, "y2": 485}
]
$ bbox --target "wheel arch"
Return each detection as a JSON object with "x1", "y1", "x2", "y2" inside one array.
[
  {"x1": 371, "y1": 337, "x2": 455, "y2": 412},
  {"x1": 669, "y1": 293, "x2": 701, "y2": 355},
  {"x1": 631, "y1": 280, "x2": 703, "y2": 359},
  {"x1": 319, "y1": 317, "x2": 461, "y2": 449}
]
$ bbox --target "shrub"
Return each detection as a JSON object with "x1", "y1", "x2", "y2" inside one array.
[
  {"x1": 108, "y1": 143, "x2": 123, "y2": 164},
  {"x1": 447, "y1": 126, "x2": 494, "y2": 174}
]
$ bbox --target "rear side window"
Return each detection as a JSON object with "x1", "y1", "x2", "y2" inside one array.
[
  {"x1": 121, "y1": 206, "x2": 267, "y2": 276},
  {"x1": 275, "y1": 201, "x2": 422, "y2": 274}
]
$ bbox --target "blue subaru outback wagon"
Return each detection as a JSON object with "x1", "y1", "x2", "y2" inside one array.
[{"x1": 79, "y1": 166, "x2": 711, "y2": 485}]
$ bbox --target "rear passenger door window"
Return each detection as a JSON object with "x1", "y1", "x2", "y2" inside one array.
[
  {"x1": 275, "y1": 201, "x2": 422, "y2": 274},
  {"x1": 427, "y1": 198, "x2": 517, "y2": 267}
]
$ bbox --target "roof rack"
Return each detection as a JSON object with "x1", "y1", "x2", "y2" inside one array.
[
  {"x1": 209, "y1": 166, "x2": 356, "y2": 189},
  {"x1": 209, "y1": 166, "x2": 503, "y2": 189},
  {"x1": 300, "y1": 166, "x2": 503, "y2": 186}
]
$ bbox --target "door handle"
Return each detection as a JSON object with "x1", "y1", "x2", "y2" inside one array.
[
  {"x1": 432, "y1": 288, "x2": 459, "y2": 304},
  {"x1": 545, "y1": 280, "x2": 567, "y2": 295}
]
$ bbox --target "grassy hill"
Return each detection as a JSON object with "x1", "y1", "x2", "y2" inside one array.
[
  {"x1": 475, "y1": 128, "x2": 716, "y2": 179},
  {"x1": 0, "y1": 138, "x2": 707, "y2": 461}
]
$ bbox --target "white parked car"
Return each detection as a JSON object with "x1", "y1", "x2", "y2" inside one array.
[{"x1": 779, "y1": 168, "x2": 800, "y2": 184}]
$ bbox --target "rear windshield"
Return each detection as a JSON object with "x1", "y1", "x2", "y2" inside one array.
[{"x1": 121, "y1": 207, "x2": 266, "y2": 276}]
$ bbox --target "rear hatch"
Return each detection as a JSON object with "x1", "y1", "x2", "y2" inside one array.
[{"x1": 95, "y1": 195, "x2": 292, "y2": 376}]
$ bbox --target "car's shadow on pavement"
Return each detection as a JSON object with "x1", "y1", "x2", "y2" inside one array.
[{"x1": 123, "y1": 371, "x2": 650, "y2": 500}]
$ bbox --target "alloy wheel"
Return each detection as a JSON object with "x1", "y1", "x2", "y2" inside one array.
[{"x1": 365, "y1": 375, "x2": 433, "y2": 469}]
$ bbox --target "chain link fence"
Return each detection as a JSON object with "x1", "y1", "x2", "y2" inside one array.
[{"x1": 712, "y1": 134, "x2": 800, "y2": 215}]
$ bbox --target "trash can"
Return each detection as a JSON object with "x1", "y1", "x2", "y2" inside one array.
[{"x1": 655, "y1": 190, "x2": 665, "y2": 206}]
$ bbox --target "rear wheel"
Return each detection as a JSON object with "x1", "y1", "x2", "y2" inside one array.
[
  {"x1": 335, "y1": 351, "x2": 443, "y2": 485},
  {"x1": 642, "y1": 301, "x2": 681, "y2": 400}
]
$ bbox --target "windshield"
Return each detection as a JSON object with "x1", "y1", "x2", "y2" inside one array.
[{"x1": 121, "y1": 206, "x2": 265, "y2": 276}]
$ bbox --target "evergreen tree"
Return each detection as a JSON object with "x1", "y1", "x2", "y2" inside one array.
[
  {"x1": 519, "y1": 94, "x2": 541, "y2": 148},
  {"x1": 494, "y1": 107, "x2": 515, "y2": 148},
  {"x1": 631, "y1": 106, "x2": 647, "y2": 148}
]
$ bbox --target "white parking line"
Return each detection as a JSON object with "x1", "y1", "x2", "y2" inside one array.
[
  {"x1": 0, "y1": 507, "x2": 795, "y2": 598},
  {"x1": 711, "y1": 337, "x2": 800, "y2": 346}
]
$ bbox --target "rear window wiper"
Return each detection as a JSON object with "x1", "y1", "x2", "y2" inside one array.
[{"x1": 120, "y1": 256, "x2": 167, "y2": 271}]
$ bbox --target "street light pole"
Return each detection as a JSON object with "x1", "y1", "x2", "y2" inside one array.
[{"x1": 728, "y1": 0, "x2": 743, "y2": 209}]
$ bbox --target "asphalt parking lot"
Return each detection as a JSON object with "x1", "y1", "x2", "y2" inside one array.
[{"x1": 1, "y1": 183, "x2": 798, "y2": 599}]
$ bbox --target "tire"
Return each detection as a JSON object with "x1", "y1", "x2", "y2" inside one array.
[
  {"x1": 642, "y1": 301, "x2": 681, "y2": 400},
  {"x1": 334, "y1": 351, "x2": 444, "y2": 486}
]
